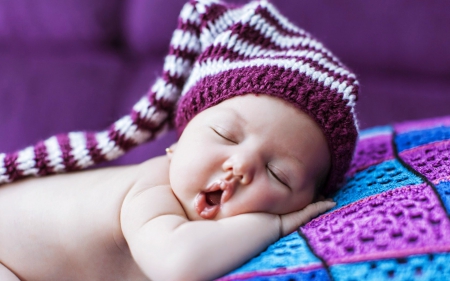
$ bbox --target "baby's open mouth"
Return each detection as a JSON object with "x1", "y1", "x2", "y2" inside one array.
[
  {"x1": 205, "y1": 190, "x2": 223, "y2": 206},
  {"x1": 195, "y1": 180, "x2": 234, "y2": 219}
]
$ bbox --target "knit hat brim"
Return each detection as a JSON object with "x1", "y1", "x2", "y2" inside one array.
[{"x1": 176, "y1": 60, "x2": 358, "y2": 194}]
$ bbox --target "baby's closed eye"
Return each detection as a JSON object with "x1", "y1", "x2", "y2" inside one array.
[
  {"x1": 267, "y1": 164, "x2": 290, "y2": 189},
  {"x1": 212, "y1": 126, "x2": 238, "y2": 144}
]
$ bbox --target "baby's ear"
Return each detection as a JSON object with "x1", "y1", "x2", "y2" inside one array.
[{"x1": 166, "y1": 143, "x2": 178, "y2": 161}]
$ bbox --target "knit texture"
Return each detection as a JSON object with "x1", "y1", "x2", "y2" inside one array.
[
  {"x1": 0, "y1": 0, "x2": 205, "y2": 184},
  {"x1": 175, "y1": 0, "x2": 359, "y2": 194},
  {"x1": 0, "y1": 0, "x2": 359, "y2": 194},
  {"x1": 218, "y1": 115, "x2": 450, "y2": 281}
]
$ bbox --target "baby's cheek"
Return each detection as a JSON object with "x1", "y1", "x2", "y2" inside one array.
[
  {"x1": 272, "y1": 191, "x2": 314, "y2": 215},
  {"x1": 253, "y1": 191, "x2": 288, "y2": 214}
]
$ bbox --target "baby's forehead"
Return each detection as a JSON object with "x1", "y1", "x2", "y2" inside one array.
[
  {"x1": 213, "y1": 95, "x2": 316, "y2": 130},
  {"x1": 207, "y1": 105, "x2": 245, "y2": 122},
  {"x1": 204, "y1": 94, "x2": 325, "y2": 145}
]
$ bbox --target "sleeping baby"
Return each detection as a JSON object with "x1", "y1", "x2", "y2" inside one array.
[{"x1": 0, "y1": 0, "x2": 359, "y2": 280}]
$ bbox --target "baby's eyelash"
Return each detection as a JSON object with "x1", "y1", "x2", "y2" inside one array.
[
  {"x1": 212, "y1": 128, "x2": 236, "y2": 144},
  {"x1": 267, "y1": 166, "x2": 290, "y2": 189}
]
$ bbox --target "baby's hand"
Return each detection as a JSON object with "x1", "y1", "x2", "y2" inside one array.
[{"x1": 277, "y1": 200, "x2": 336, "y2": 237}]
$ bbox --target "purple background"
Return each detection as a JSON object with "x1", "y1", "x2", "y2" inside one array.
[{"x1": 1, "y1": 0, "x2": 449, "y2": 166}]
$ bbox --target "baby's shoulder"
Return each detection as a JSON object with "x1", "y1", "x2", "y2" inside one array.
[
  {"x1": 121, "y1": 156, "x2": 185, "y2": 232},
  {"x1": 133, "y1": 155, "x2": 170, "y2": 188},
  {"x1": 121, "y1": 184, "x2": 186, "y2": 236}
]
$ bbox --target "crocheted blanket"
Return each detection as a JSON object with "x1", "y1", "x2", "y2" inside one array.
[{"x1": 219, "y1": 115, "x2": 450, "y2": 281}]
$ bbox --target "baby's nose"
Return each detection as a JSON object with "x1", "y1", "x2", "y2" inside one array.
[{"x1": 222, "y1": 156, "x2": 255, "y2": 185}]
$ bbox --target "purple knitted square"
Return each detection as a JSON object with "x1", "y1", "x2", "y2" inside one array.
[
  {"x1": 347, "y1": 133, "x2": 394, "y2": 177},
  {"x1": 301, "y1": 183, "x2": 450, "y2": 265},
  {"x1": 399, "y1": 140, "x2": 450, "y2": 184}
]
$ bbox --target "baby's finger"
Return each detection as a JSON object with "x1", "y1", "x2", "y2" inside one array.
[
  {"x1": 279, "y1": 201, "x2": 335, "y2": 236},
  {"x1": 302, "y1": 201, "x2": 336, "y2": 223}
]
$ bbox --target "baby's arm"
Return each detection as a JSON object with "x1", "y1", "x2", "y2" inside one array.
[
  {"x1": 121, "y1": 184, "x2": 334, "y2": 281},
  {"x1": 0, "y1": 263, "x2": 20, "y2": 281}
]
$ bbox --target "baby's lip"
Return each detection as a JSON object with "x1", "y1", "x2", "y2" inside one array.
[
  {"x1": 208, "y1": 179, "x2": 234, "y2": 205},
  {"x1": 195, "y1": 179, "x2": 235, "y2": 219}
]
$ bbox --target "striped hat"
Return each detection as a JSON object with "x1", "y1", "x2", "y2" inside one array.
[
  {"x1": 174, "y1": 0, "x2": 359, "y2": 194},
  {"x1": 0, "y1": 0, "x2": 358, "y2": 194}
]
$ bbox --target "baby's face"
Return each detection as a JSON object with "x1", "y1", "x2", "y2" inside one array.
[{"x1": 169, "y1": 94, "x2": 330, "y2": 221}]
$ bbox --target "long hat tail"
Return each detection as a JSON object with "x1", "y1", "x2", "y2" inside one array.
[{"x1": 0, "y1": 0, "x2": 223, "y2": 184}]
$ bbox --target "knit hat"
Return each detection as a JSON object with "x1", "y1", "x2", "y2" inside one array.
[
  {"x1": 174, "y1": 0, "x2": 359, "y2": 194},
  {"x1": 0, "y1": 0, "x2": 358, "y2": 195}
]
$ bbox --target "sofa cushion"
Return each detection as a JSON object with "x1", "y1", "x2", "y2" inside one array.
[{"x1": 0, "y1": 0, "x2": 122, "y2": 49}]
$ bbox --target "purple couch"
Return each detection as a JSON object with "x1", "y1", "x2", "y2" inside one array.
[
  {"x1": 1, "y1": 1, "x2": 450, "y2": 280},
  {"x1": 1, "y1": 0, "x2": 450, "y2": 164}
]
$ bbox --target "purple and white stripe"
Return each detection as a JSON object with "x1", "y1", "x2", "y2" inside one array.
[
  {"x1": 175, "y1": 0, "x2": 360, "y2": 194},
  {"x1": 0, "y1": 0, "x2": 360, "y2": 189},
  {"x1": 0, "y1": 0, "x2": 216, "y2": 184}
]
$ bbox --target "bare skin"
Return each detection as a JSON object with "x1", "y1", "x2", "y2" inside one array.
[
  {"x1": 0, "y1": 159, "x2": 163, "y2": 281},
  {"x1": 0, "y1": 95, "x2": 334, "y2": 281}
]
